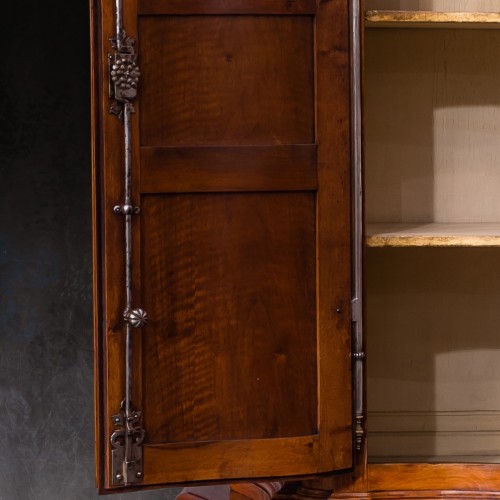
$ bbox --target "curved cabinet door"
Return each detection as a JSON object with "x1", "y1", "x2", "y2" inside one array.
[{"x1": 91, "y1": 0, "x2": 353, "y2": 493}]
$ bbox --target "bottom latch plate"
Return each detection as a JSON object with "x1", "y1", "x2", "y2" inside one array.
[
  {"x1": 111, "y1": 439, "x2": 143, "y2": 485},
  {"x1": 110, "y1": 404, "x2": 145, "y2": 486}
]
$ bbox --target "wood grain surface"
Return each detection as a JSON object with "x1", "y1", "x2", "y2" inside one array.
[
  {"x1": 332, "y1": 492, "x2": 500, "y2": 499},
  {"x1": 140, "y1": 145, "x2": 317, "y2": 193},
  {"x1": 90, "y1": 0, "x2": 103, "y2": 489},
  {"x1": 314, "y1": 0, "x2": 353, "y2": 472},
  {"x1": 94, "y1": 0, "x2": 353, "y2": 489},
  {"x1": 139, "y1": 16, "x2": 314, "y2": 147},
  {"x1": 143, "y1": 436, "x2": 320, "y2": 484},
  {"x1": 138, "y1": 0, "x2": 316, "y2": 15},
  {"x1": 141, "y1": 193, "x2": 317, "y2": 443},
  {"x1": 368, "y1": 463, "x2": 500, "y2": 492}
]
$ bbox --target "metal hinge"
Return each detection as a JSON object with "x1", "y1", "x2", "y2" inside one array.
[
  {"x1": 351, "y1": 297, "x2": 362, "y2": 324},
  {"x1": 111, "y1": 401, "x2": 145, "y2": 485},
  {"x1": 351, "y1": 297, "x2": 364, "y2": 359},
  {"x1": 351, "y1": 297, "x2": 365, "y2": 451},
  {"x1": 355, "y1": 415, "x2": 364, "y2": 452}
]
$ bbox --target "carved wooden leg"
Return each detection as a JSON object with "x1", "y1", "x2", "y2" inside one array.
[{"x1": 294, "y1": 479, "x2": 335, "y2": 500}]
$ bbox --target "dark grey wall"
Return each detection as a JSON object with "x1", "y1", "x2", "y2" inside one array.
[{"x1": 0, "y1": 2, "x2": 179, "y2": 499}]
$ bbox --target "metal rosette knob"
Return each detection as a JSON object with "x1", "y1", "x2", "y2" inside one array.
[{"x1": 124, "y1": 308, "x2": 148, "y2": 328}]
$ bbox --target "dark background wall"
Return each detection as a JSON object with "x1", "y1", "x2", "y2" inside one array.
[{"x1": 0, "y1": 1, "x2": 179, "y2": 498}]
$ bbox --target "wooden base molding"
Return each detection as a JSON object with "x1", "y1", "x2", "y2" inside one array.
[
  {"x1": 368, "y1": 464, "x2": 500, "y2": 492},
  {"x1": 331, "y1": 492, "x2": 500, "y2": 499},
  {"x1": 330, "y1": 463, "x2": 500, "y2": 499}
]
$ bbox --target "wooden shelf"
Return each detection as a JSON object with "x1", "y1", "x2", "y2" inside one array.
[
  {"x1": 365, "y1": 11, "x2": 500, "y2": 29},
  {"x1": 366, "y1": 223, "x2": 500, "y2": 247}
]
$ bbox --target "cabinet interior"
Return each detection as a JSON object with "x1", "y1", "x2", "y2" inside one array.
[{"x1": 365, "y1": 0, "x2": 500, "y2": 464}]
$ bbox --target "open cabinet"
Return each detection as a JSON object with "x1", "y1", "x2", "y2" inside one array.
[
  {"x1": 91, "y1": 0, "x2": 356, "y2": 494},
  {"x1": 332, "y1": 0, "x2": 500, "y2": 498},
  {"x1": 92, "y1": 0, "x2": 500, "y2": 497}
]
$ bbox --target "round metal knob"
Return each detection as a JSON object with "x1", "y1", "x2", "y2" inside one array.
[{"x1": 125, "y1": 308, "x2": 148, "y2": 328}]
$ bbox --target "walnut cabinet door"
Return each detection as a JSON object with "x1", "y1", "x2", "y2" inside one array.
[{"x1": 91, "y1": 0, "x2": 355, "y2": 493}]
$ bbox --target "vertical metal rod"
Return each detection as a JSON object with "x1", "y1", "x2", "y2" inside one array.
[
  {"x1": 116, "y1": 0, "x2": 123, "y2": 50},
  {"x1": 123, "y1": 102, "x2": 133, "y2": 476},
  {"x1": 124, "y1": 102, "x2": 133, "y2": 309},
  {"x1": 350, "y1": 0, "x2": 365, "y2": 451}
]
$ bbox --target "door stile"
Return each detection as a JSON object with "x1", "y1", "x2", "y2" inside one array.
[
  {"x1": 316, "y1": 0, "x2": 353, "y2": 471},
  {"x1": 101, "y1": 0, "x2": 147, "y2": 489},
  {"x1": 90, "y1": 0, "x2": 105, "y2": 488},
  {"x1": 98, "y1": 0, "x2": 126, "y2": 490},
  {"x1": 332, "y1": 0, "x2": 370, "y2": 495}
]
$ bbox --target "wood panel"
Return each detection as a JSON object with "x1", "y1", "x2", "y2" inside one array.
[
  {"x1": 138, "y1": 16, "x2": 314, "y2": 147},
  {"x1": 143, "y1": 436, "x2": 320, "y2": 485},
  {"x1": 314, "y1": 0, "x2": 353, "y2": 472},
  {"x1": 140, "y1": 145, "x2": 317, "y2": 193},
  {"x1": 368, "y1": 464, "x2": 500, "y2": 492},
  {"x1": 138, "y1": 0, "x2": 317, "y2": 15},
  {"x1": 332, "y1": 492, "x2": 500, "y2": 499},
  {"x1": 141, "y1": 193, "x2": 317, "y2": 444}
]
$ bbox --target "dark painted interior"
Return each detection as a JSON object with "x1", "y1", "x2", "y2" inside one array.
[{"x1": 0, "y1": 1, "x2": 178, "y2": 498}]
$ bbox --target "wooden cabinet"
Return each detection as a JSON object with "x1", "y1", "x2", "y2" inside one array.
[
  {"x1": 91, "y1": 0, "x2": 354, "y2": 494},
  {"x1": 331, "y1": 1, "x2": 500, "y2": 498},
  {"x1": 92, "y1": 0, "x2": 500, "y2": 497}
]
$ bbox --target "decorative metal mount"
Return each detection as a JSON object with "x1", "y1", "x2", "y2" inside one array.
[
  {"x1": 114, "y1": 204, "x2": 140, "y2": 215},
  {"x1": 109, "y1": 0, "x2": 147, "y2": 486},
  {"x1": 111, "y1": 400, "x2": 145, "y2": 485},
  {"x1": 124, "y1": 308, "x2": 148, "y2": 329},
  {"x1": 108, "y1": 30, "x2": 140, "y2": 118},
  {"x1": 355, "y1": 415, "x2": 364, "y2": 452}
]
